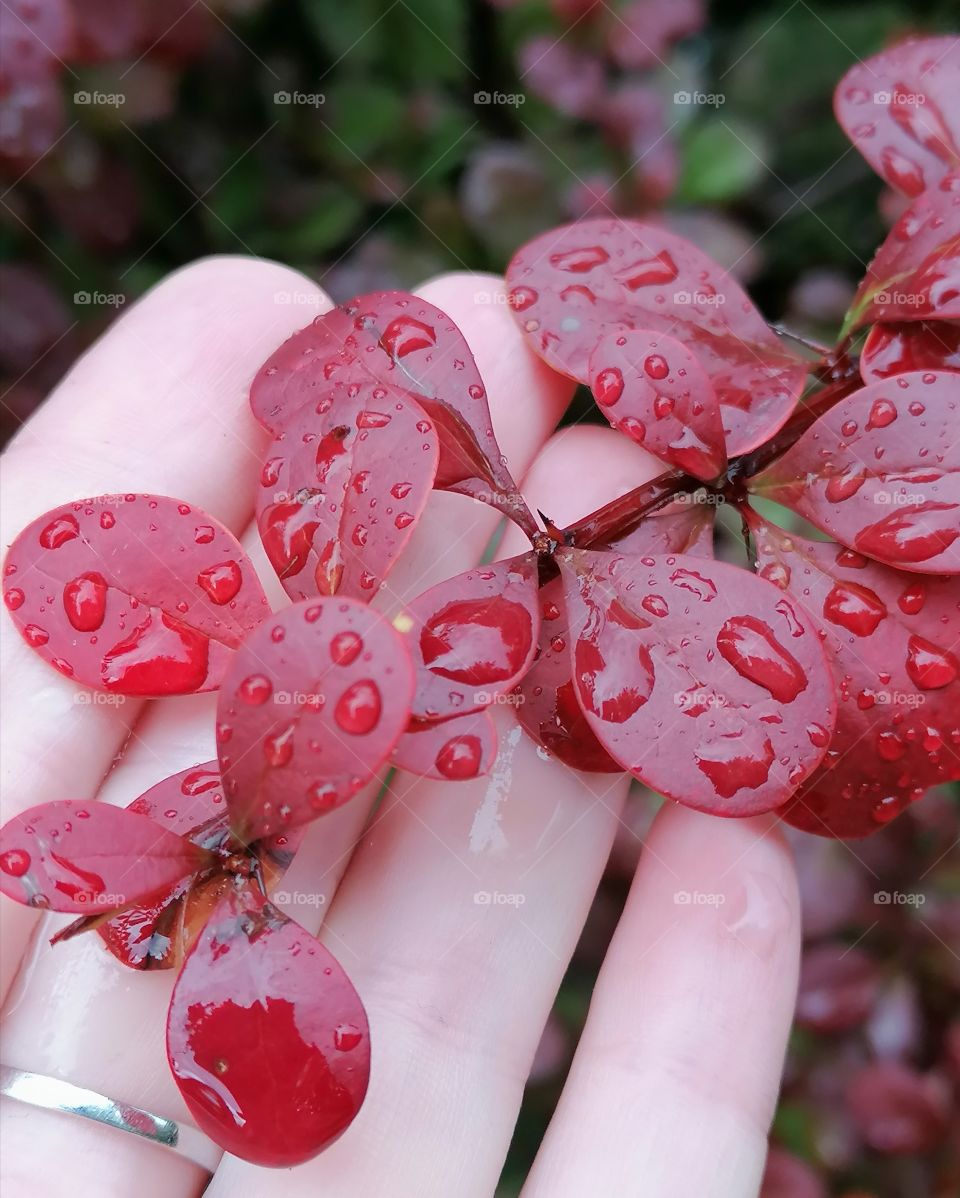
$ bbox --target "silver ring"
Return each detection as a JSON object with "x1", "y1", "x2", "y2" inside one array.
[{"x1": 0, "y1": 1066, "x2": 221, "y2": 1172}]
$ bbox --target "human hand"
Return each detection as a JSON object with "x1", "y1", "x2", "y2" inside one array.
[{"x1": 0, "y1": 258, "x2": 801, "y2": 1198}]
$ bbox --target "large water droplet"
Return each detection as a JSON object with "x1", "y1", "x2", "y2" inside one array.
[
  {"x1": 905, "y1": 635, "x2": 958, "y2": 690},
  {"x1": 334, "y1": 680, "x2": 382, "y2": 734},
  {"x1": 330, "y1": 630, "x2": 363, "y2": 666},
  {"x1": 822, "y1": 580, "x2": 887, "y2": 636},
  {"x1": 39, "y1": 514, "x2": 80, "y2": 550},
  {"x1": 436, "y1": 735, "x2": 482, "y2": 780},
  {"x1": 197, "y1": 561, "x2": 242, "y2": 605},
  {"x1": 716, "y1": 616, "x2": 808, "y2": 702},
  {"x1": 63, "y1": 572, "x2": 108, "y2": 632}
]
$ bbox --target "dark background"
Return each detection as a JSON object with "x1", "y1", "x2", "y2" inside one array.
[{"x1": 1, "y1": 2, "x2": 958, "y2": 1194}]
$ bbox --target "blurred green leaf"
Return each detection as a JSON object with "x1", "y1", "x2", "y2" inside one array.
[{"x1": 677, "y1": 118, "x2": 767, "y2": 203}]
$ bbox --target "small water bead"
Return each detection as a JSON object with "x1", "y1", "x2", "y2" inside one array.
[
  {"x1": 391, "y1": 482, "x2": 412, "y2": 500},
  {"x1": 394, "y1": 513, "x2": 414, "y2": 530},
  {"x1": 63, "y1": 573, "x2": 108, "y2": 632},
  {"x1": 593, "y1": 367, "x2": 623, "y2": 406},
  {"x1": 264, "y1": 723, "x2": 296, "y2": 767},
  {"x1": 333, "y1": 1023, "x2": 363, "y2": 1052},
  {"x1": 4, "y1": 588, "x2": 24, "y2": 610},
  {"x1": 100, "y1": 511, "x2": 116, "y2": 530}
]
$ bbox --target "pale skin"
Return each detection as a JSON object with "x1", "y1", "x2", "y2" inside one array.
[{"x1": 0, "y1": 259, "x2": 802, "y2": 1198}]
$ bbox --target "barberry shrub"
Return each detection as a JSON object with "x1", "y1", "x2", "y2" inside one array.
[{"x1": 1, "y1": 36, "x2": 957, "y2": 1167}]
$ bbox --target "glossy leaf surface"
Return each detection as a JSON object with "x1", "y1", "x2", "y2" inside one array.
[
  {"x1": 256, "y1": 380, "x2": 438, "y2": 603},
  {"x1": 0, "y1": 800, "x2": 210, "y2": 914},
  {"x1": 748, "y1": 515, "x2": 960, "y2": 838},
  {"x1": 750, "y1": 371, "x2": 960, "y2": 574},
  {"x1": 860, "y1": 320, "x2": 960, "y2": 382},
  {"x1": 2, "y1": 495, "x2": 269, "y2": 695},
  {"x1": 395, "y1": 555, "x2": 540, "y2": 723},
  {"x1": 588, "y1": 329, "x2": 727, "y2": 478},
  {"x1": 611, "y1": 499, "x2": 715, "y2": 557},
  {"x1": 834, "y1": 36, "x2": 960, "y2": 197},
  {"x1": 218, "y1": 597, "x2": 414, "y2": 842},
  {"x1": 558, "y1": 549, "x2": 838, "y2": 815},
  {"x1": 842, "y1": 174, "x2": 960, "y2": 334},
  {"x1": 392, "y1": 710, "x2": 497, "y2": 780},
  {"x1": 167, "y1": 884, "x2": 369, "y2": 1168},
  {"x1": 505, "y1": 219, "x2": 807, "y2": 453},
  {"x1": 250, "y1": 291, "x2": 534, "y2": 532}
]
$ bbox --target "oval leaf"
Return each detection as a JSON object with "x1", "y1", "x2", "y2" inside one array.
[
  {"x1": 750, "y1": 371, "x2": 960, "y2": 574},
  {"x1": 748, "y1": 514, "x2": 960, "y2": 838},
  {"x1": 167, "y1": 884, "x2": 369, "y2": 1168},
  {"x1": 392, "y1": 710, "x2": 497, "y2": 780},
  {"x1": 842, "y1": 173, "x2": 960, "y2": 335},
  {"x1": 860, "y1": 319, "x2": 960, "y2": 383},
  {"x1": 589, "y1": 329, "x2": 727, "y2": 478},
  {"x1": 250, "y1": 291, "x2": 535, "y2": 533},
  {"x1": 0, "y1": 799, "x2": 210, "y2": 914},
  {"x1": 505, "y1": 219, "x2": 807, "y2": 454},
  {"x1": 2, "y1": 495, "x2": 269, "y2": 695},
  {"x1": 257, "y1": 380, "x2": 438, "y2": 602},
  {"x1": 834, "y1": 36, "x2": 960, "y2": 197},
  {"x1": 557, "y1": 549, "x2": 838, "y2": 815},
  {"x1": 394, "y1": 555, "x2": 540, "y2": 723},
  {"x1": 218, "y1": 597, "x2": 414, "y2": 842}
]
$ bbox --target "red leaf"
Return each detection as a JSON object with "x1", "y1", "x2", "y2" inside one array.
[
  {"x1": 505, "y1": 219, "x2": 807, "y2": 453},
  {"x1": 250, "y1": 292, "x2": 535, "y2": 533},
  {"x1": 796, "y1": 942, "x2": 881, "y2": 1032},
  {"x1": 588, "y1": 329, "x2": 727, "y2": 478},
  {"x1": 750, "y1": 371, "x2": 960, "y2": 574},
  {"x1": 611, "y1": 499, "x2": 715, "y2": 556},
  {"x1": 861, "y1": 319, "x2": 960, "y2": 382},
  {"x1": 392, "y1": 710, "x2": 497, "y2": 780},
  {"x1": 0, "y1": 800, "x2": 211, "y2": 915},
  {"x1": 557, "y1": 549, "x2": 837, "y2": 815},
  {"x1": 516, "y1": 577, "x2": 621, "y2": 773},
  {"x1": 842, "y1": 173, "x2": 960, "y2": 334},
  {"x1": 1, "y1": 494, "x2": 269, "y2": 695},
  {"x1": 834, "y1": 36, "x2": 960, "y2": 197},
  {"x1": 747, "y1": 514, "x2": 960, "y2": 838},
  {"x1": 846, "y1": 1062, "x2": 951, "y2": 1154},
  {"x1": 395, "y1": 555, "x2": 540, "y2": 723},
  {"x1": 167, "y1": 884, "x2": 369, "y2": 1167},
  {"x1": 256, "y1": 380, "x2": 438, "y2": 602},
  {"x1": 217, "y1": 597, "x2": 414, "y2": 842}
]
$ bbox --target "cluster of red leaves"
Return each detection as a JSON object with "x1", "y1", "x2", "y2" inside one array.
[{"x1": 0, "y1": 36, "x2": 958, "y2": 1168}]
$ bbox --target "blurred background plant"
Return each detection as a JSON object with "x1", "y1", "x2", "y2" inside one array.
[{"x1": 1, "y1": 1, "x2": 957, "y2": 1193}]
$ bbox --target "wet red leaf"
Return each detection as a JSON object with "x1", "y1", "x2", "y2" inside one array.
[
  {"x1": 611, "y1": 500, "x2": 716, "y2": 556},
  {"x1": 392, "y1": 710, "x2": 497, "y2": 780},
  {"x1": 842, "y1": 174, "x2": 960, "y2": 334},
  {"x1": 860, "y1": 319, "x2": 960, "y2": 382},
  {"x1": 249, "y1": 291, "x2": 535, "y2": 533},
  {"x1": 750, "y1": 371, "x2": 960, "y2": 574},
  {"x1": 0, "y1": 800, "x2": 211, "y2": 915},
  {"x1": 1, "y1": 494, "x2": 269, "y2": 695},
  {"x1": 395, "y1": 555, "x2": 540, "y2": 723},
  {"x1": 505, "y1": 219, "x2": 807, "y2": 453},
  {"x1": 588, "y1": 329, "x2": 727, "y2": 478},
  {"x1": 747, "y1": 514, "x2": 960, "y2": 838},
  {"x1": 217, "y1": 597, "x2": 414, "y2": 842},
  {"x1": 557, "y1": 549, "x2": 837, "y2": 815},
  {"x1": 256, "y1": 380, "x2": 438, "y2": 603},
  {"x1": 167, "y1": 884, "x2": 369, "y2": 1168},
  {"x1": 834, "y1": 36, "x2": 960, "y2": 197}
]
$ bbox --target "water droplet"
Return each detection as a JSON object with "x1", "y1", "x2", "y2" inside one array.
[
  {"x1": 239, "y1": 674, "x2": 273, "y2": 705},
  {"x1": 905, "y1": 635, "x2": 958, "y2": 689},
  {"x1": 618, "y1": 249, "x2": 678, "y2": 290},
  {"x1": 395, "y1": 512, "x2": 414, "y2": 530},
  {"x1": 391, "y1": 482, "x2": 412, "y2": 500},
  {"x1": 644, "y1": 353, "x2": 669, "y2": 380},
  {"x1": 822, "y1": 581, "x2": 887, "y2": 636},
  {"x1": 593, "y1": 366, "x2": 623, "y2": 406},
  {"x1": 420, "y1": 598, "x2": 531, "y2": 685},
  {"x1": 194, "y1": 526, "x2": 215, "y2": 545},
  {"x1": 695, "y1": 729, "x2": 775, "y2": 797},
  {"x1": 877, "y1": 730, "x2": 906, "y2": 761},
  {"x1": 63, "y1": 572, "x2": 108, "y2": 632},
  {"x1": 866, "y1": 398, "x2": 897, "y2": 429},
  {"x1": 435, "y1": 734, "x2": 482, "y2": 779},
  {"x1": 264, "y1": 722, "x2": 296, "y2": 767},
  {"x1": 806, "y1": 723, "x2": 831, "y2": 748},
  {"x1": 330, "y1": 630, "x2": 363, "y2": 666},
  {"x1": 334, "y1": 680, "x2": 382, "y2": 734},
  {"x1": 897, "y1": 582, "x2": 926, "y2": 614},
  {"x1": 197, "y1": 561, "x2": 242, "y2": 605},
  {"x1": 0, "y1": 848, "x2": 30, "y2": 877},
  {"x1": 333, "y1": 1023, "x2": 363, "y2": 1051},
  {"x1": 381, "y1": 315, "x2": 436, "y2": 358},
  {"x1": 641, "y1": 594, "x2": 668, "y2": 617},
  {"x1": 825, "y1": 465, "x2": 867, "y2": 502},
  {"x1": 4, "y1": 588, "x2": 24, "y2": 610},
  {"x1": 509, "y1": 286, "x2": 538, "y2": 311},
  {"x1": 39, "y1": 514, "x2": 79, "y2": 550},
  {"x1": 716, "y1": 616, "x2": 808, "y2": 702},
  {"x1": 549, "y1": 245, "x2": 609, "y2": 273}
]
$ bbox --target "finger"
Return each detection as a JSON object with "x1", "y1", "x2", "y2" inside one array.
[
  {"x1": 524, "y1": 805, "x2": 801, "y2": 1198},
  {"x1": 206, "y1": 425, "x2": 662, "y2": 1197},
  {"x1": 0, "y1": 272, "x2": 573, "y2": 1197},
  {"x1": 0, "y1": 257, "x2": 327, "y2": 998}
]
